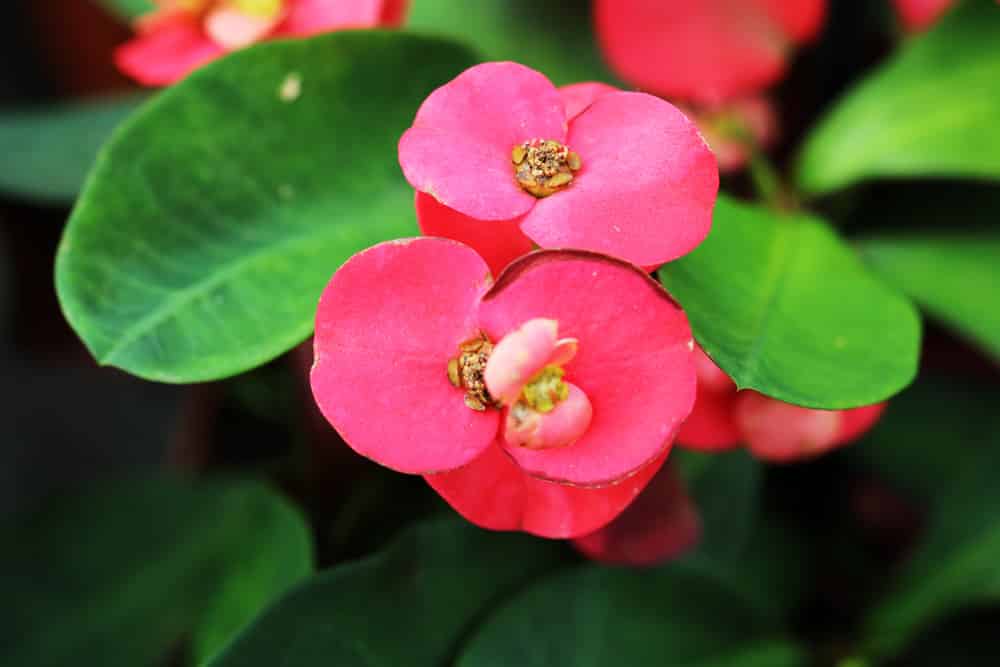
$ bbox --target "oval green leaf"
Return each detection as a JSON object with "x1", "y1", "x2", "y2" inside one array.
[
  {"x1": 457, "y1": 564, "x2": 806, "y2": 666},
  {"x1": 861, "y1": 235, "x2": 1000, "y2": 362},
  {"x1": 0, "y1": 476, "x2": 312, "y2": 667},
  {"x1": 659, "y1": 196, "x2": 921, "y2": 408},
  {"x1": 55, "y1": 32, "x2": 478, "y2": 382},
  {"x1": 209, "y1": 518, "x2": 564, "y2": 666},
  {"x1": 0, "y1": 95, "x2": 145, "y2": 203},
  {"x1": 796, "y1": 0, "x2": 1000, "y2": 195}
]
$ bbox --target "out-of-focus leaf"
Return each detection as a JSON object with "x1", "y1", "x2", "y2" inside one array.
[
  {"x1": 860, "y1": 235, "x2": 1000, "y2": 362},
  {"x1": 863, "y1": 453, "x2": 1000, "y2": 660},
  {"x1": 209, "y1": 518, "x2": 564, "y2": 667},
  {"x1": 407, "y1": 0, "x2": 615, "y2": 85},
  {"x1": 0, "y1": 95, "x2": 145, "y2": 203},
  {"x1": 93, "y1": 0, "x2": 153, "y2": 20},
  {"x1": 0, "y1": 477, "x2": 313, "y2": 667},
  {"x1": 659, "y1": 196, "x2": 921, "y2": 408},
  {"x1": 456, "y1": 563, "x2": 806, "y2": 666},
  {"x1": 797, "y1": 0, "x2": 1000, "y2": 195},
  {"x1": 55, "y1": 32, "x2": 477, "y2": 383},
  {"x1": 891, "y1": 610, "x2": 1000, "y2": 666}
]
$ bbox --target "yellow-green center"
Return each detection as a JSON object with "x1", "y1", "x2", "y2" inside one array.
[
  {"x1": 512, "y1": 139, "x2": 581, "y2": 197},
  {"x1": 521, "y1": 366, "x2": 570, "y2": 413}
]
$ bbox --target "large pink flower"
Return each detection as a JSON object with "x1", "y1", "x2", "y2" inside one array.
[
  {"x1": 310, "y1": 237, "x2": 697, "y2": 537},
  {"x1": 116, "y1": 0, "x2": 408, "y2": 86},
  {"x1": 678, "y1": 347, "x2": 886, "y2": 463},
  {"x1": 399, "y1": 63, "x2": 719, "y2": 274},
  {"x1": 594, "y1": 0, "x2": 826, "y2": 105}
]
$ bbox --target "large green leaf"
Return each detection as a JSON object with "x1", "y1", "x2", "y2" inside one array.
[
  {"x1": 796, "y1": 0, "x2": 1000, "y2": 195},
  {"x1": 0, "y1": 476, "x2": 313, "y2": 667},
  {"x1": 209, "y1": 518, "x2": 564, "y2": 666},
  {"x1": 863, "y1": 453, "x2": 1000, "y2": 660},
  {"x1": 56, "y1": 32, "x2": 477, "y2": 383},
  {"x1": 407, "y1": 0, "x2": 615, "y2": 85},
  {"x1": 0, "y1": 96, "x2": 145, "y2": 203},
  {"x1": 659, "y1": 196, "x2": 921, "y2": 408},
  {"x1": 456, "y1": 564, "x2": 806, "y2": 666},
  {"x1": 860, "y1": 235, "x2": 1000, "y2": 362}
]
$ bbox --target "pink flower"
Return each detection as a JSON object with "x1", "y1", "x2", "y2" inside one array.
[
  {"x1": 594, "y1": 0, "x2": 826, "y2": 105},
  {"x1": 399, "y1": 63, "x2": 719, "y2": 275},
  {"x1": 678, "y1": 347, "x2": 886, "y2": 463},
  {"x1": 679, "y1": 97, "x2": 778, "y2": 172},
  {"x1": 572, "y1": 463, "x2": 701, "y2": 566},
  {"x1": 116, "y1": 0, "x2": 408, "y2": 86},
  {"x1": 892, "y1": 0, "x2": 954, "y2": 32},
  {"x1": 310, "y1": 237, "x2": 697, "y2": 537}
]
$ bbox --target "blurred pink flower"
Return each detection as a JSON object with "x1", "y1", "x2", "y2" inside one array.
[
  {"x1": 594, "y1": 0, "x2": 826, "y2": 105},
  {"x1": 678, "y1": 346, "x2": 886, "y2": 463},
  {"x1": 116, "y1": 0, "x2": 407, "y2": 86},
  {"x1": 892, "y1": 0, "x2": 954, "y2": 31},
  {"x1": 399, "y1": 62, "x2": 718, "y2": 274},
  {"x1": 310, "y1": 238, "x2": 698, "y2": 537}
]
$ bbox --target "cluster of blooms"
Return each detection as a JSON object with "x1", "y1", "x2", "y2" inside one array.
[{"x1": 113, "y1": 2, "x2": 895, "y2": 564}]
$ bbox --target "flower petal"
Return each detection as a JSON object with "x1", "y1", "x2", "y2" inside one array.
[
  {"x1": 115, "y1": 15, "x2": 224, "y2": 86},
  {"x1": 676, "y1": 388, "x2": 742, "y2": 451},
  {"x1": 484, "y1": 318, "x2": 559, "y2": 405},
  {"x1": 572, "y1": 464, "x2": 700, "y2": 566},
  {"x1": 277, "y1": 0, "x2": 400, "y2": 35},
  {"x1": 399, "y1": 62, "x2": 566, "y2": 220},
  {"x1": 559, "y1": 82, "x2": 619, "y2": 121},
  {"x1": 735, "y1": 391, "x2": 842, "y2": 463},
  {"x1": 310, "y1": 238, "x2": 498, "y2": 474},
  {"x1": 891, "y1": 0, "x2": 953, "y2": 32},
  {"x1": 834, "y1": 403, "x2": 887, "y2": 445},
  {"x1": 522, "y1": 92, "x2": 718, "y2": 268},
  {"x1": 478, "y1": 251, "x2": 696, "y2": 486},
  {"x1": 425, "y1": 440, "x2": 666, "y2": 538},
  {"x1": 594, "y1": 0, "x2": 826, "y2": 104},
  {"x1": 415, "y1": 192, "x2": 533, "y2": 277}
]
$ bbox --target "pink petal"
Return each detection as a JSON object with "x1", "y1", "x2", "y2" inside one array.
[
  {"x1": 891, "y1": 0, "x2": 954, "y2": 32},
  {"x1": 684, "y1": 96, "x2": 778, "y2": 173},
  {"x1": 573, "y1": 464, "x2": 701, "y2": 566},
  {"x1": 310, "y1": 238, "x2": 498, "y2": 474},
  {"x1": 559, "y1": 82, "x2": 620, "y2": 121},
  {"x1": 276, "y1": 0, "x2": 393, "y2": 35},
  {"x1": 398, "y1": 62, "x2": 567, "y2": 221},
  {"x1": 415, "y1": 192, "x2": 534, "y2": 281},
  {"x1": 115, "y1": 16, "x2": 224, "y2": 86},
  {"x1": 676, "y1": 388, "x2": 743, "y2": 452},
  {"x1": 693, "y1": 345, "x2": 736, "y2": 395},
  {"x1": 205, "y1": 7, "x2": 283, "y2": 50},
  {"x1": 735, "y1": 391, "x2": 843, "y2": 463},
  {"x1": 484, "y1": 318, "x2": 559, "y2": 405},
  {"x1": 834, "y1": 403, "x2": 887, "y2": 445},
  {"x1": 594, "y1": 0, "x2": 826, "y2": 105},
  {"x1": 425, "y1": 440, "x2": 667, "y2": 539},
  {"x1": 522, "y1": 92, "x2": 718, "y2": 268},
  {"x1": 478, "y1": 251, "x2": 697, "y2": 486}
]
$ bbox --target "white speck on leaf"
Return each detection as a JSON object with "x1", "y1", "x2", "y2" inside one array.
[
  {"x1": 279, "y1": 72, "x2": 302, "y2": 102},
  {"x1": 834, "y1": 335, "x2": 848, "y2": 349}
]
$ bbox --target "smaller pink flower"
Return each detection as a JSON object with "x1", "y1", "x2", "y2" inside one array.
[
  {"x1": 310, "y1": 237, "x2": 697, "y2": 537},
  {"x1": 892, "y1": 0, "x2": 954, "y2": 32},
  {"x1": 594, "y1": 0, "x2": 826, "y2": 105},
  {"x1": 679, "y1": 97, "x2": 778, "y2": 173},
  {"x1": 116, "y1": 0, "x2": 408, "y2": 86},
  {"x1": 399, "y1": 62, "x2": 719, "y2": 274},
  {"x1": 678, "y1": 346, "x2": 886, "y2": 463},
  {"x1": 572, "y1": 463, "x2": 701, "y2": 566}
]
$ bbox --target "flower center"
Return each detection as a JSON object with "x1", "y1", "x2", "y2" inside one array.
[
  {"x1": 520, "y1": 366, "x2": 569, "y2": 413},
  {"x1": 447, "y1": 333, "x2": 499, "y2": 412},
  {"x1": 512, "y1": 139, "x2": 582, "y2": 198}
]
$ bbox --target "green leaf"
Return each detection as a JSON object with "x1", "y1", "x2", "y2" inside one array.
[
  {"x1": 456, "y1": 564, "x2": 806, "y2": 666},
  {"x1": 0, "y1": 95, "x2": 145, "y2": 203},
  {"x1": 796, "y1": 0, "x2": 1000, "y2": 195},
  {"x1": 56, "y1": 32, "x2": 478, "y2": 383},
  {"x1": 863, "y1": 453, "x2": 1000, "y2": 660},
  {"x1": 0, "y1": 476, "x2": 313, "y2": 667},
  {"x1": 209, "y1": 518, "x2": 564, "y2": 667},
  {"x1": 93, "y1": 0, "x2": 153, "y2": 20},
  {"x1": 860, "y1": 235, "x2": 1000, "y2": 362},
  {"x1": 407, "y1": 0, "x2": 616, "y2": 86},
  {"x1": 659, "y1": 196, "x2": 921, "y2": 408}
]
